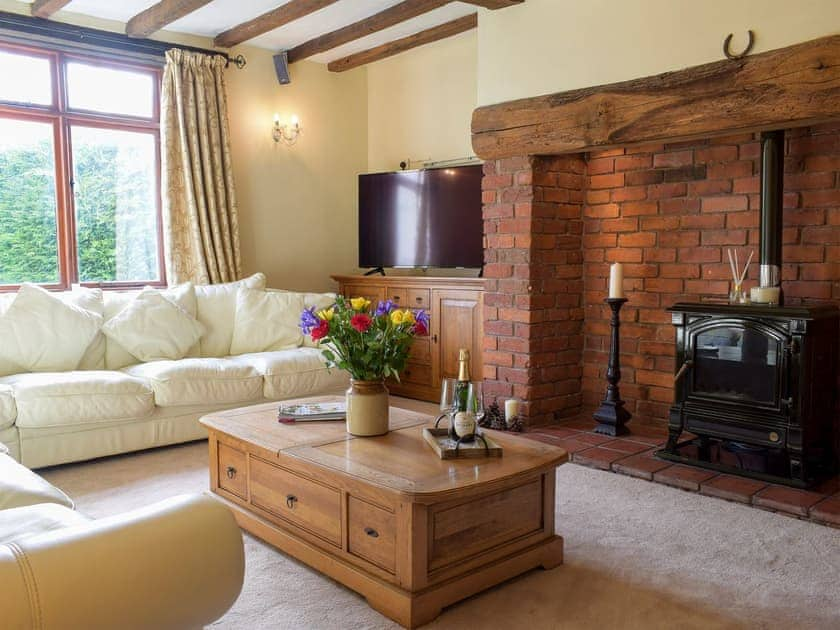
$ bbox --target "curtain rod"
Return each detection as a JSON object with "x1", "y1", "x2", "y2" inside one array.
[{"x1": 0, "y1": 11, "x2": 246, "y2": 69}]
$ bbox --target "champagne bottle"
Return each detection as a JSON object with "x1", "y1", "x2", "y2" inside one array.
[{"x1": 451, "y1": 348, "x2": 475, "y2": 441}]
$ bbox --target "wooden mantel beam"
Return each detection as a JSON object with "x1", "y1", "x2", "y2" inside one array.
[
  {"x1": 30, "y1": 0, "x2": 70, "y2": 19},
  {"x1": 328, "y1": 13, "x2": 476, "y2": 72},
  {"x1": 126, "y1": 0, "x2": 213, "y2": 38},
  {"x1": 214, "y1": 0, "x2": 339, "y2": 49},
  {"x1": 472, "y1": 34, "x2": 840, "y2": 160}
]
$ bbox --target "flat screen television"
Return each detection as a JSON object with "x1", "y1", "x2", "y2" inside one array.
[{"x1": 358, "y1": 164, "x2": 483, "y2": 269}]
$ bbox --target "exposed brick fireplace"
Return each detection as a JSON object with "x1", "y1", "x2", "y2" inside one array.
[{"x1": 482, "y1": 124, "x2": 840, "y2": 427}]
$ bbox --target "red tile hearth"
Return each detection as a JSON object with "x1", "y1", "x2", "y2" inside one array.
[{"x1": 524, "y1": 418, "x2": 840, "y2": 529}]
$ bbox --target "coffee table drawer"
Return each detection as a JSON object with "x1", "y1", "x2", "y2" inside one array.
[
  {"x1": 250, "y1": 458, "x2": 342, "y2": 546},
  {"x1": 429, "y1": 478, "x2": 543, "y2": 570},
  {"x1": 348, "y1": 497, "x2": 396, "y2": 573},
  {"x1": 218, "y1": 443, "x2": 247, "y2": 499}
]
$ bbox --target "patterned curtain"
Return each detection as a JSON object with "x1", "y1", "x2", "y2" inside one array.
[{"x1": 161, "y1": 49, "x2": 241, "y2": 285}]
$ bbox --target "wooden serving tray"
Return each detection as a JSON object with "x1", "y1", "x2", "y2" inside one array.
[{"x1": 422, "y1": 428, "x2": 503, "y2": 459}]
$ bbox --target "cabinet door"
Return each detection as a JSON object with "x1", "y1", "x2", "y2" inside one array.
[{"x1": 431, "y1": 289, "x2": 483, "y2": 388}]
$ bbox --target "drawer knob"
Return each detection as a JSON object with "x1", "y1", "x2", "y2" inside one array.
[
  {"x1": 226, "y1": 466, "x2": 237, "y2": 479},
  {"x1": 415, "y1": 296, "x2": 422, "y2": 303},
  {"x1": 364, "y1": 527, "x2": 379, "y2": 538},
  {"x1": 286, "y1": 494, "x2": 298, "y2": 509},
  {"x1": 393, "y1": 295, "x2": 401, "y2": 302}
]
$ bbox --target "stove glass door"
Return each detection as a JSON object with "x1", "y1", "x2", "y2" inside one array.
[{"x1": 691, "y1": 325, "x2": 781, "y2": 406}]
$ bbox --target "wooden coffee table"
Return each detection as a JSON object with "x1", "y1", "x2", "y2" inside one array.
[{"x1": 200, "y1": 396, "x2": 568, "y2": 628}]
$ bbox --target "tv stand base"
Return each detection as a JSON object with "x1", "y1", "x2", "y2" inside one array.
[{"x1": 363, "y1": 267, "x2": 385, "y2": 276}]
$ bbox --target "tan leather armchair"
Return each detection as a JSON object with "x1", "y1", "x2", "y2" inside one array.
[{"x1": 0, "y1": 494, "x2": 245, "y2": 629}]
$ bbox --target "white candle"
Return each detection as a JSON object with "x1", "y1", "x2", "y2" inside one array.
[
  {"x1": 504, "y1": 399, "x2": 519, "y2": 423},
  {"x1": 608, "y1": 263, "x2": 624, "y2": 299}
]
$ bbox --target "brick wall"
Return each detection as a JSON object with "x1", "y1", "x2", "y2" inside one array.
[
  {"x1": 482, "y1": 125, "x2": 840, "y2": 426},
  {"x1": 482, "y1": 155, "x2": 586, "y2": 425}
]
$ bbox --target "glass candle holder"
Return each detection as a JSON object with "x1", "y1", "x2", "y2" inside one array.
[{"x1": 729, "y1": 283, "x2": 748, "y2": 305}]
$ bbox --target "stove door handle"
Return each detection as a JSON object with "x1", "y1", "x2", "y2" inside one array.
[{"x1": 674, "y1": 360, "x2": 693, "y2": 383}]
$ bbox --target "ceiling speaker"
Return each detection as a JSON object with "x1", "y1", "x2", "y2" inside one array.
[{"x1": 273, "y1": 51, "x2": 290, "y2": 85}]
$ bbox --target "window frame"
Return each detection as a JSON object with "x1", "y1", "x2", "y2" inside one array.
[{"x1": 0, "y1": 40, "x2": 165, "y2": 291}]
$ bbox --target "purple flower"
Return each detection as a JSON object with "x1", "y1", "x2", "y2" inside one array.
[
  {"x1": 375, "y1": 300, "x2": 395, "y2": 316},
  {"x1": 299, "y1": 306, "x2": 319, "y2": 334},
  {"x1": 414, "y1": 309, "x2": 429, "y2": 327}
]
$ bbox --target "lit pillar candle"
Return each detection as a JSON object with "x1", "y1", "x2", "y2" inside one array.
[{"x1": 608, "y1": 263, "x2": 624, "y2": 299}]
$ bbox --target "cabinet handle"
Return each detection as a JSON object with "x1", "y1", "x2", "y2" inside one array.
[
  {"x1": 226, "y1": 466, "x2": 236, "y2": 479},
  {"x1": 286, "y1": 494, "x2": 297, "y2": 509},
  {"x1": 364, "y1": 527, "x2": 379, "y2": 538},
  {"x1": 431, "y1": 334, "x2": 438, "y2": 343},
  {"x1": 415, "y1": 296, "x2": 423, "y2": 304},
  {"x1": 392, "y1": 295, "x2": 401, "y2": 302}
]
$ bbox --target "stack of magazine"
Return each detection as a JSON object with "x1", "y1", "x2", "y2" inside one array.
[{"x1": 278, "y1": 402, "x2": 346, "y2": 423}]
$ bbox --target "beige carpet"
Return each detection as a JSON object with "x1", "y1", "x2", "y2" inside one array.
[{"x1": 40, "y1": 410, "x2": 840, "y2": 629}]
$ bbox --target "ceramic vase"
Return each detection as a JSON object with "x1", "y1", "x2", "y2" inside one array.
[{"x1": 346, "y1": 379, "x2": 389, "y2": 436}]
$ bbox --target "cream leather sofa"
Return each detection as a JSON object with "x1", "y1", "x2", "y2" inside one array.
[
  {"x1": 0, "y1": 442, "x2": 245, "y2": 629},
  {"x1": 0, "y1": 274, "x2": 345, "y2": 468}
]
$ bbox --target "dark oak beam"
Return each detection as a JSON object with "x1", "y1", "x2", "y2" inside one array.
[
  {"x1": 214, "y1": 0, "x2": 338, "y2": 49},
  {"x1": 287, "y1": 0, "x2": 451, "y2": 63},
  {"x1": 30, "y1": 0, "x2": 70, "y2": 18},
  {"x1": 126, "y1": 0, "x2": 213, "y2": 38},
  {"x1": 460, "y1": 0, "x2": 523, "y2": 8},
  {"x1": 472, "y1": 34, "x2": 840, "y2": 159},
  {"x1": 328, "y1": 13, "x2": 476, "y2": 72}
]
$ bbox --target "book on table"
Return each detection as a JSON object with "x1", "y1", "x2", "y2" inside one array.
[{"x1": 278, "y1": 402, "x2": 346, "y2": 423}]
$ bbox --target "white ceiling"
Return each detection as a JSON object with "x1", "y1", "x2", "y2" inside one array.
[{"x1": 17, "y1": 0, "x2": 479, "y2": 63}]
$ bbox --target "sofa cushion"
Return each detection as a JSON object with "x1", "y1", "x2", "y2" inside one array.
[
  {"x1": 195, "y1": 273, "x2": 266, "y2": 358},
  {"x1": 102, "y1": 287, "x2": 205, "y2": 362},
  {"x1": 271, "y1": 290, "x2": 336, "y2": 349},
  {"x1": 102, "y1": 284, "x2": 199, "y2": 369},
  {"x1": 232, "y1": 349, "x2": 347, "y2": 400},
  {"x1": 0, "y1": 384, "x2": 15, "y2": 430},
  {"x1": 0, "y1": 284, "x2": 103, "y2": 372},
  {"x1": 0, "y1": 453, "x2": 75, "y2": 510},
  {"x1": 229, "y1": 288, "x2": 303, "y2": 355},
  {"x1": 1, "y1": 371, "x2": 154, "y2": 429},
  {"x1": 123, "y1": 358, "x2": 263, "y2": 407},
  {"x1": 0, "y1": 503, "x2": 89, "y2": 546}
]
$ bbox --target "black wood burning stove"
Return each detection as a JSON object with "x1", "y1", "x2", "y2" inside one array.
[
  {"x1": 657, "y1": 303, "x2": 839, "y2": 487},
  {"x1": 656, "y1": 130, "x2": 839, "y2": 488}
]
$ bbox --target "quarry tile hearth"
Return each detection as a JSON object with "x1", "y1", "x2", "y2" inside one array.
[{"x1": 524, "y1": 421, "x2": 840, "y2": 529}]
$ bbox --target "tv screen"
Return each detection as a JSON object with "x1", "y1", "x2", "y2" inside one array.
[{"x1": 358, "y1": 165, "x2": 483, "y2": 269}]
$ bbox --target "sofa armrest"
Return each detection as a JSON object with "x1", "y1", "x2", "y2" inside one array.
[{"x1": 0, "y1": 493, "x2": 244, "y2": 630}]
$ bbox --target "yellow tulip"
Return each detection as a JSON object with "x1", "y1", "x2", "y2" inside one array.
[
  {"x1": 390, "y1": 310, "x2": 404, "y2": 325},
  {"x1": 350, "y1": 297, "x2": 370, "y2": 311},
  {"x1": 402, "y1": 309, "x2": 415, "y2": 324},
  {"x1": 317, "y1": 307, "x2": 334, "y2": 321}
]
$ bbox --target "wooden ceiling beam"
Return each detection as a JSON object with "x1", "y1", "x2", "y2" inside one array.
[
  {"x1": 30, "y1": 0, "x2": 71, "y2": 19},
  {"x1": 460, "y1": 0, "x2": 523, "y2": 8},
  {"x1": 328, "y1": 13, "x2": 476, "y2": 72},
  {"x1": 214, "y1": 0, "x2": 339, "y2": 49},
  {"x1": 471, "y1": 34, "x2": 840, "y2": 160},
  {"x1": 126, "y1": 0, "x2": 213, "y2": 38},
  {"x1": 287, "y1": 0, "x2": 454, "y2": 63}
]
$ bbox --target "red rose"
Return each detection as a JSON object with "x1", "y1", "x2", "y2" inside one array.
[
  {"x1": 311, "y1": 319, "x2": 330, "y2": 341},
  {"x1": 413, "y1": 321, "x2": 428, "y2": 336},
  {"x1": 351, "y1": 313, "x2": 372, "y2": 333}
]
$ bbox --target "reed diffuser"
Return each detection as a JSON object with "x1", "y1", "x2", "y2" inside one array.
[{"x1": 727, "y1": 248, "x2": 753, "y2": 304}]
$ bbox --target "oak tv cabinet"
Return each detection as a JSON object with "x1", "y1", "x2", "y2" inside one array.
[{"x1": 332, "y1": 275, "x2": 484, "y2": 403}]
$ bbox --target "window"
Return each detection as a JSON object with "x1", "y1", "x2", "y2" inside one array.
[{"x1": 0, "y1": 43, "x2": 163, "y2": 289}]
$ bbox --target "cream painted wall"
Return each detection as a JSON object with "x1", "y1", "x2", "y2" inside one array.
[
  {"x1": 366, "y1": 29, "x2": 477, "y2": 172},
  {"x1": 226, "y1": 53, "x2": 367, "y2": 291},
  {"x1": 477, "y1": 0, "x2": 840, "y2": 105}
]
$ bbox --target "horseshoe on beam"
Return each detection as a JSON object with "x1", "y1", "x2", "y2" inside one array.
[{"x1": 723, "y1": 30, "x2": 755, "y2": 60}]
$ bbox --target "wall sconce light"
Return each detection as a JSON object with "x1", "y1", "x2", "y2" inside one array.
[{"x1": 273, "y1": 113, "x2": 301, "y2": 145}]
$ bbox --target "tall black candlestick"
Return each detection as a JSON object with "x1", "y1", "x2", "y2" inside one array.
[{"x1": 593, "y1": 297, "x2": 631, "y2": 436}]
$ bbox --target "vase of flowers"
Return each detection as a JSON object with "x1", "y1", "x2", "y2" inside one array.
[{"x1": 300, "y1": 296, "x2": 429, "y2": 436}]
